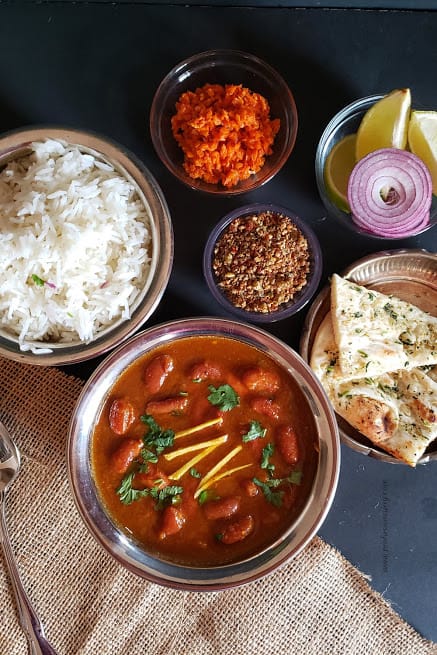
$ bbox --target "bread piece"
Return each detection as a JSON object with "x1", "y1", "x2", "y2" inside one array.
[
  {"x1": 310, "y1": 312, "x2": 437, "y2": 466},
  {"x1": 330, "y1": 274, "x2": 437, "y2": 379}
]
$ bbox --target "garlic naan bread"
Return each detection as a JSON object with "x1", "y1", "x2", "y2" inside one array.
[
  {"x1": 331, "y1": 274, "x2": 437, "y2": 378},
  {"x1": 310, "y1": 312, "x2": 437, "y2": 466}
]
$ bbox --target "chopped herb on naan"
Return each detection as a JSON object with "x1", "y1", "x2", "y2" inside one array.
[
  {"x1": 330, "y1": 274, "x2": 437, "y2": 379},
  {"x1": 310, "y1": 311, "x2": 437, "y2": 466}
]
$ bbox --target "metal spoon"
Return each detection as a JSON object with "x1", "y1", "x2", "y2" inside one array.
[{"x1": 0, "y1": 420, "x2": 58, "y2": 655}]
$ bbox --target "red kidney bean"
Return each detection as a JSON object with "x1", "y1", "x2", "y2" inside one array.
[
  {"x1": 249, "y1": 396, "x2": 281, "y2": 420},
  {"x1": 241, "y1": 366, "x2": 280, "y2": 393},
  {"x1": 143, "y1": 354, "x2": 174, "y2": 394},
  {"x1": 276, "y1": 425, "x2": 300, "y2": 465},
  {"x1": 226, "y1": 372, "x2": 248, "y2": 398},
  {"x1": 133, "y1": 465, "x2": 169, "y2": 490},
  {"x1": 108, "y1": 398, "x2": 136, "y2": 435},
  {"x1": 145, "y1": 396, "x2": 188, "y2": 415},
  {"x1": 111, "y1": 438, "x2": 142, "y2": 474},
  {"x1": 158, "y1": 506, "x2": 186, "y2": 540},
  {"x1": 240, "y1": 479, "x2": 259, "y2": 497},
  {"x1": 219, "y1": 515, "x2": 254, "y2": 545},
  {"x1": 189, "y1": 360, "x2": 223, "y2": 381},
  {"x1": 203, "y1": 496, "x2": 240, "y2": 521}
]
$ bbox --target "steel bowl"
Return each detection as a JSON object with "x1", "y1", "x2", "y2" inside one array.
[
  {"x1": 300, "y1": 249, "x2": 437, "y2": 464},
  {"x1": 68, "y1": 317, "x2": 340, "y2": 589},
  {"x1": 0, "y1": 127, "x2": 173, "y2": 366}
]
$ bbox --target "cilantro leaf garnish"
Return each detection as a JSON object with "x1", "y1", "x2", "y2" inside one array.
[
  {"x1": 140, "y1": 414, "x2": 175, "y2": 453},
  {"x1": 189, "y1": 467, "x2": 202, "y2": 478},
  {"x1": 149, "y1": 485, "x2": 183, "y2": 510},
  {"x1": 141, "y1": 447, "x2": 159, "y2": 464},
  {"x1": 116, "y1": 471, "x2": 149, "y2": 505},
  {"x1": 287, "y1": 471, "x2": 302, "y2": 485},
  {"x1": 260, "y1": 442, "x2": 275, "y2": 476},
  {"x1": 207, "y1": 384, "x2": 239, "y2": 412},
  {"x1": 197, "y1": 489, "x2": 220, "y2": 505},
  {"x1": 242, "y1": 420, "x2": 266, "y2": 443},
  {"x1": 117, "y1": 471, "x2": 183, "y2": 509},
  {"x1": 253, "y1": 470, "x2": 302, "y2": 507},
  {"x1": 31, "y1": 274, "x2": 45, "y2": 287},
  {"x1": 253, "y1": 477, "x2": 283, "y2": 507},
  {"x1": 197, "y1": 490, "x2": 209, "y2": 505}
]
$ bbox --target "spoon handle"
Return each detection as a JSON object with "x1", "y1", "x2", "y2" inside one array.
[{"x1": 0, "y1": 493, "x2": 58, "y2": 655}]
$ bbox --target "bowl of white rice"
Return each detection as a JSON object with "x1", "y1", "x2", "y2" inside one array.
[{"x1": 0, "y1": 127, "x2": 173, "y2": 365}]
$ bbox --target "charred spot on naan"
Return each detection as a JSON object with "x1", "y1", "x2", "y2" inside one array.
[
  {"x1": 411, "y1": 397, "x2": 436, "y2": 424},
  {"x1": 338, "y1": 395, "x2": 398, "y2": 444}
]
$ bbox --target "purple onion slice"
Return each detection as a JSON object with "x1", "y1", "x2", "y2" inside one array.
[{"x1": 347, "y1": 148, "x2": 432, "y2": 237}]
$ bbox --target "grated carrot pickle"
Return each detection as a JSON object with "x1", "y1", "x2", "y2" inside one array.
[{"x1": 171, "y1": 83, "x2": 280, "y2": 188}]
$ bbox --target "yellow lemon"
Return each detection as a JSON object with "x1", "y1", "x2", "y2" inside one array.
[
  {"x1": 408, "y1": 110, "x2": 437, "y2": 195},
  {"x1": 324, "y1": 133, "x2": 357, "y2": 212},
  {"x1": 355, "y1": 88, "x2": 411, "y2": 161}
]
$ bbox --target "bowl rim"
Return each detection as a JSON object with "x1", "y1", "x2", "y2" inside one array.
[
  {"x1": 202, "y1": 202, "x2": 323, "y2": 323},
  {"x1": 0, "y1": 125, "x2": 174, "y2": 366},
  {"x1": 67, "y1": 316, "x2": 340, "y2": 590},
  {"x1": 150, "y1": 49, "x2": 298, "y2": 196},
  {"x1": 315, "y1": 93, "x2": 437, "y2": 239}
]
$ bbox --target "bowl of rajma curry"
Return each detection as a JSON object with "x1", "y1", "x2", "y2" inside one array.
[{"x1": 68, "y1": 317, "x2": 340, "y2": 589}]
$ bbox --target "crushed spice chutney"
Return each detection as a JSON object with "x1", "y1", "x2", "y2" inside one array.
[{"x1": 212, "y1": 211, "x2": 311, "y2": 313}]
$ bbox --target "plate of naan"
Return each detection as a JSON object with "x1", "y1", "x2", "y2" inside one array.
[{"x1": 300, "y1": 249, "x2": 437, "y2": 466}]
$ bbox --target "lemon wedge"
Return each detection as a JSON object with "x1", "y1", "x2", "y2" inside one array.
[
  {"x1": 408, "y1": 110, "x2": 437, "y2": 195},
  {"x1": 355, "y1": 88, "x2": 411, "y2": 161},
  {"x1": 324, "y1": 133, "x2": 357, "y2": 212}
]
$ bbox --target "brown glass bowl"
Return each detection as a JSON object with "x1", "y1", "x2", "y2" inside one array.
[{"x1": 203, "y1": 203, "x2": 322, "y2": 323}]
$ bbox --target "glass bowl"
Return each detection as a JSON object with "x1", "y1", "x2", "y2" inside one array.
[
  {"x1": 67, "y1": 317, "x2": 340, "y2": 590},
  {"x1": 150, "y1": 50, "x2": 298, "y2": 196},
  {"x1": 203, "y1": 203, "x2": 322, "y2": 323},
  {"x1": 315, "y1": 94, "x2": 437, "y2": 239},
  {"x1": 0, "y1": 127, "x2": 173, "y2": 366}
]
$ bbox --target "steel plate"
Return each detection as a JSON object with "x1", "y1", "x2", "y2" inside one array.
[{"x1": 300, "y1": 248, "x2": 437, "y2": 465}]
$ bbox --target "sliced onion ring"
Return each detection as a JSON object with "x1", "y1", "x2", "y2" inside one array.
[{"x1": 347, "y1": 148, "x2": 432, "y2": 237}]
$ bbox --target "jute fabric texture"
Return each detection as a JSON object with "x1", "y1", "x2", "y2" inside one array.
[{"x1": 0, "y1": 357, "x2": 436, "y2": 655}]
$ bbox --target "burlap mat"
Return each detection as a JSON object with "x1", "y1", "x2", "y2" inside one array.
[{"x1": 0, "y1": 357, "x2": 436, "y2": 655}]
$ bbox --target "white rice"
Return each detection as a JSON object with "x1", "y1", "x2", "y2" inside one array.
[{"x1": 0, "y1": 139, "x2": 152, "y2": 352}]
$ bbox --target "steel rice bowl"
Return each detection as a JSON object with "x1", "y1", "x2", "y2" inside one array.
[
  {"x1": 67, "y1": 317, "x2": 340, "y2": 589},
  {"x1": 0, "y1": 127, "x2": 173, "y2": 366}
]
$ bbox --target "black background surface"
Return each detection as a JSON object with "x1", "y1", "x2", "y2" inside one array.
[{"x1": 1, "y1": 2, "x2": 436, "y2": 643}]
